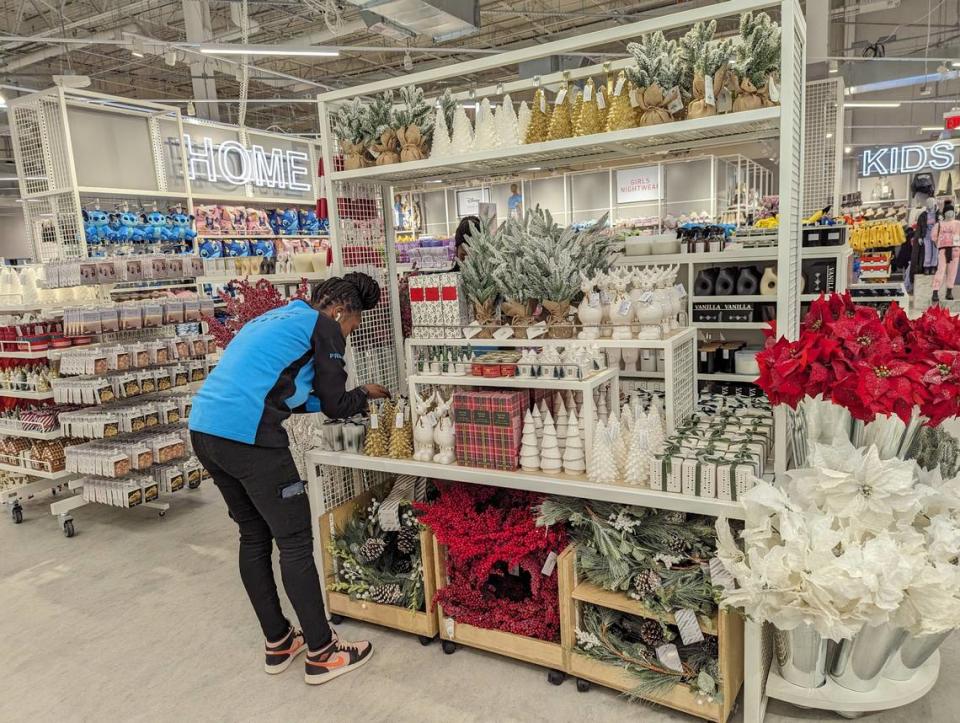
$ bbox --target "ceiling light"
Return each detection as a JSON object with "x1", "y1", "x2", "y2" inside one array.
[
  {"x1": 186, "y1": 101, "x2": 196, "y2": 117},
  {"x1": 828, "y1": 60, "x2": 838, "y2": 74},
  {"x1": 845, "y1": 101, "x2": 901, "y2": 108},
  {"x1": 200, "y1": 45, "x2": 339, "y2": 57},
  {"x1": 920, "y1": 126, "x2": 943, "y2": 132},
  {"x1": 131, "y1": 39, "x2": 145, "y2": 58},
  {"x1": 403, "y1": 50, "x2": 413, "y2": 71},
  {"x1": 428, "y1": 179, "x2": 443, "y2": 183},
  {"x1": 131, "y1": 50, "x2": 145, "y2": 58},
  {"x1": 953, "y1": 62, "x2": 960, "y2": 68},
  {"x1": 825, "y1": 132, "x2": 833, "y2": 139},
  {"x1": 164, "y1": 50, "x2": 177, "y2": 67},
  {"x1": 844, "y1": 146, "x2": 852, "y2": 153},
  {"x1": 919, "y1": 85, "x2": 933, "y2": 97},
  {"x1": 526, "y1": 167, "x2": 541, "y2": 171}
]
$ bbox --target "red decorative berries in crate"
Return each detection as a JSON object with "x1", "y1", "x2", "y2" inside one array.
[{"x1": 453, "y1": 390, "x2": 527, "y2": 471}]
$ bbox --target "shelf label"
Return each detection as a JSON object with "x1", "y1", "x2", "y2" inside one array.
[
  {"x1": 463, "y1": 321, "x2": 483, "y2": 339},
  {"x1": 613, "y1": 76, "x2": 626, "y2": 97},
  {"x1": 656, "y1": 643, "x2": 684, "y2": 672},
  {"x1": 493, "y1": 326, "x2": 515, "y2": 340},
  {"x1": 526, "y1": 322, "x2": 548, "y2": 339},
  {"x1": 675, "y1": 609, "x2": 705, "y2": 645},
  {"x1": 541, "y1": 551, "x2": 558, "y2": 576},
  {"x1": 704, "y1": 74, "x2": 716, "y2": 107},
  {"x1": 444, "y1": 617, "x2": 456, "y2": 638}
]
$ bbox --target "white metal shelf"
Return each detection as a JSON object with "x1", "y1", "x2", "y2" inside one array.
[
  {"x1": 691, "y1": 295, "x2": 771, "y2": 303},
  {"x1": 0, "y1": 303, "x2": 49, "y2": 314},
  {"x1": 408, "y1": 327, "x2": 696, "y2": 351},
  {"x1": 765, "y1": 652, "x2": 939, "y2": 714},
  {"x1": 801, "y1": 245, "x2": 851, "y2": 258},
  {"x1": 195, "y1": 234, "x2": 330, "y2": 240},
  {"x1": 0, "y1": 425, "x2": 62, "y2": 440},
  {"x1": 197, "y1": 272, "x2": 328, "y2": 285},
  {"x1": 0, "y1": 461, "x2": 72, "y2": 479},
  {"x1": 619, "y1": 369, "x2": 664, "y2": 379},
  {"x1": 616, "y1": 248, "x2": 779, "y2": 266},
  {"x1": 409, "y1": 366, "x2": 617, "y2": 392},
  {"x1": 695, "y1": 322, "x2": 769, "y2": 330},
  {"x1": 328, "y1": 107, "x2": 780, "y2": 185},
  {"x1": 0, "y1": 388, "x2": 54, "y2": 400},
  {"x1": 307, "y1": 450, "x2": 746, "y2": 519}
]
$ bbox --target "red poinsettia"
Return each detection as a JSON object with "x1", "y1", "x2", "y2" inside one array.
[
  {"x1": 921, "y1": 350, "x2": 960, "y2": 426},
  {"x1": 203, "y1": 278, "x2": 309, "y2": 349}
]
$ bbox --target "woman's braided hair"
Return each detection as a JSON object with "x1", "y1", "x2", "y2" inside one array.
[{"x1": 311, "y1": 272, "x2": 381, "y2": 312}]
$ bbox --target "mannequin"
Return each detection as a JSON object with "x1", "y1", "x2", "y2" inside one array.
[
  {"x1": 917, "y1": 197, "x2": 940, "y2": 274},
  {"x1": 931, "y1": 201, "x2": 960, "y2": 303}
]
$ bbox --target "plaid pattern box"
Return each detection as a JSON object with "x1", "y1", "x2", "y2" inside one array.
[{"x1": 453, "y1": 389, "x2": 528, "y2": 471}]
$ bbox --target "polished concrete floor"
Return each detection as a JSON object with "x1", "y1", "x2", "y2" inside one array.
[{"x1": 1, "y1": 483, "x2": 958, "y2": 723}]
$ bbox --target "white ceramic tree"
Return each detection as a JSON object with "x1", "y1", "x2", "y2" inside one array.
[
  {"x1": 562, "y1": 408, "x2": 585, "y2": 475},
  {"x1": 596, "y1": 389, "x2": 609, "y2": 424},
  {"x1": 519, "y1": 409, "x2": 540, "y2": 471},
  {"x1": 472, "y1": 98, "x2": 500, "y2": 151},
  {"x1": 430, "y1": 106, "x2": 452, "y2": 159},
  {"x1": 450, "y1": 104, "x2": 474, "y2": 150},
  {"x1": 588, "y1": 420, "x2": 618, "y2": 484},
  {"x1": 517, "y1": 101, "x2": 531, "y2": 144},
  {"x1": 495, "y1": 93, "x2": 521, "y2": 147},
  {"x1": 624, "y1": 424, "x2": 650, "y2": 486},
  {"x1": 539, "y1": 410, "x2": 562, "y2": 474},
  {"x1": 644, "y1": 403, "x2": 665, "y2": 455},
  {"x1": 532, "y1": 403, "x2": 544, "y2": 443},
  {"x1": 608, "y1": 415, "x2": 627, "y2": 475},
  {"x1": 554, "y1": 393, "x2": 568, "y2": 453}
]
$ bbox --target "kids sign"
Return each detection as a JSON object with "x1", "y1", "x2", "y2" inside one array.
[
  {"x1": 182, "y1": 134, "x2": 311, "y2": 192},
  {"x1": 616, "y1": 165, "x2": 661, "y2": 203},
  {"x1": 859, "y1": 141, "x2": 956, "y2": 178}
]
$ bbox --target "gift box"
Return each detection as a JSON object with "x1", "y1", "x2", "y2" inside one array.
[
  {"x1": 437, "y1": 272, "x2": 471, "y2": 338},
  {"x1": 408, "y1": 274, "x2": 443, "y2": 338},
  {"x1": 453, "y1": 389, "x2": 527, "y2": 471}
]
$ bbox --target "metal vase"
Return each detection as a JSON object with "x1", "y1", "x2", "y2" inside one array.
[
  {"x1": 774, "y1": 623, "x2": 830, "y2": 689},
  {"x1": 882, "y1": 629, "x2": 952, "y2": 682},
  {"x1": 830, "y1": 623, "x2": 907, "y2": 693}
]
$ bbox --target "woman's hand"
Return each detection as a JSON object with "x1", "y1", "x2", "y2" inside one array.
[{"x1": 363, "y1": 384, "x2": 392, "y2": 400}]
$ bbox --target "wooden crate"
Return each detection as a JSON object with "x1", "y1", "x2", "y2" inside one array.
[
  {"x1": 558, "y1": 546, "x2": 744, "y2": 723},
  {"x1": 432, "y1": 539, "x2": 566, "y2": 676},
  {"x1": 319, "y1": 488, "x2": 439, "y2": 640}
]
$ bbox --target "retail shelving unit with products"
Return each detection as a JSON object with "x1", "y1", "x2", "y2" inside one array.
[{"x1": 307, "y1": 1, "x2": 806, "y2": 721}]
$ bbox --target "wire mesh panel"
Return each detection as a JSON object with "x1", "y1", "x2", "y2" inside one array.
[
  {"x1": 332, "y1": 180, "x2": 402, "y2": 396},
  {"x1": 803, "y1": 79, "x2": 843, "y2": 217},
  {"x1": 22, "y1": 192, "x2": 85, "y2": 262},
  {"x1": 10, "y1": 91, "x2": 74, "y2": 196},
  {"x1": 670, "y1": 333, "x2": 696, "y2": 428}
]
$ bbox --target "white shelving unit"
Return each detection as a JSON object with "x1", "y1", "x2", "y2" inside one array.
[{"x1": 312, "y1": 2, "x2": 807, "y2": 720}]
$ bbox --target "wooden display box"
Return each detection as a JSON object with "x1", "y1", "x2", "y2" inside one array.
[
  {"x1": 319, "y1": 489, "x2": 439, "y2": 640},
  {"x1": 558, "y1": 547, "x2": 744, "y2": 723},
  {"x1": 432, "y1": 539, "x2": 566, "y2": 676}
]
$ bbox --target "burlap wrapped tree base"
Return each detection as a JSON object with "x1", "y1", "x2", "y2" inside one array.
[
  {"x1": 543, "y1": 300, "x2": 575, "y2": 339},
  {"x1": 372, "y1": 129, "x2": 401, "y2": 165},
  {"x1": 636, "y1": 84, "x2": 673, "y2": 126},
  {"x1": 732, "y1": 78, "x2": 775, "y2": 112},
  {"x1": 471, "y1": 300, "x2": 497, "y2": 338},
  {"x1": 686, "y1": 70, "x2": 733, "y2": 119},
  {"x1": 341, "y1": 140, "x2": 372, "y2": 170},
  {"x1": 398, "y1": 125, "x2": 428, "y2": 162},
  {"x1": 501, "y1": 299, "x2": 537, "y2": 337}
]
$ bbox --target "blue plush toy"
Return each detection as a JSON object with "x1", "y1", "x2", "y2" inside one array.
[
  {"x1": 268, "y1": 208, "x2": 300, "y2": 236},
  {"x1": 143, "y1": 211, "x2": 169, "y2": 243},
  {"x1": 169, "y1": 212, "x2": 197, "y2": 243},
  {"x1": 111, "y1": 211, "x2": 145, "y2": 243},
  {"x1": 199, "y1": 239, "x2": 223, "y2": 259},
  {"x1": 223, "y1": 239, "x2": 251, "y2": 257},
  {"x1": 298, "y1": 208, "x2": 321, "y2": 235},
  {"x1": 251, "y1": 239, "x2": 276, "y2": 258},
  {"x1": 83, "y1": 209, "x2": 112, "y2": 244}
]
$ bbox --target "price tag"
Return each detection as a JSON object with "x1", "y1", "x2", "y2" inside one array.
[
  {"x1": 768, "y1": 75, "x2": 780, "y2": 103},
  {"x1": 656, "y1": 643, "x2": 684, "y2": 672},
  {"x1": 493, "y1": 326, "x2": 515, "y2": 340},
  {"x1": 599, "y1": 290, "x2": 611, "y2": 305},
  {"x1": 444, "y1": 617, "x2": 456, "y2": 638},
  {"x1": 666, "y1": 86, "x2": 684, "y2": 115},
  {"x1": 463, "y1": 321, "x2": 483, "y2": 339},
  {"x1": 617, "y1": 299, "x2": 632, "y2": 316},
  {"x1": 675, "y1": 609, "x2": 705, "y2": 645},
  {"x1": 717, "y1": 88, "x2": 733, "y2": 113},
  {"x1": 541, "y1": 551, "x2": 558, "y2": 576},
  {"x1": 674, "y1": 283, "x2": 687, "y2": 299},
  {"x1": 370, "y1": 414, "x2": 379, "y2": 430},
  {"x1": 555, "y1": 88, "x2": 567, "y2": 106},
  {"x1": 597, "y1": 89, "x2": 606, "y2": 110},
  {"x1": 639, "y1": 291, "x2": 654, "y2": 303},
  {"x1": 583, "y1": 83, "x2": 593, "y2": 102},
  {"x1": 704, "y1": 74, "x2": 716, "y2": 107},
  {"x1": 527, "y1": 321, "x2": 548, "y2": 339},
  {"x1": 588, "y1": 292, "x2": 600, "y2": 308},
  {"x1": 395, "y1": 412, "x2": 404, "y2": 429},
  {"x1": 539, "y1": 93, "x2": 547, "y2": 113},
  {"x1": 614, "y1": 76, "x2": 626, "y2": 97},
  {"x1": 629, "y1": 88, "x2": 640, "y2": 108},
  {"x1": 709, "y1": 557, "x2": 736, "y2": 592},
  {"x1": 508, "y1": 562, "x2": 520, "y2": 576},
  {"x1": 426, "y1": 411, "x2": 438, "y2": 426}
]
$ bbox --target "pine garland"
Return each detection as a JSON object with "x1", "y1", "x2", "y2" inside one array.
[
  {"x1": 576, "y1": 605, "x2": 722, "y2": 704},
  {"x1": 327, "y1": 490, "x2": 425, "y2": 611}
]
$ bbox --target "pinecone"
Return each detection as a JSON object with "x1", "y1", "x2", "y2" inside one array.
[
  {"x1": 369, "y1": 583, "x2": 404, "y2": 606},
  {"x1": 700, "y1": 635, "x2": 719, "y2": 658},
  {"x1": 632, "y1": 569, "x2": 662, "y2": 598},
  {"x1": 397, "y1": 525, "x2": 419, "y2": 554},
  {"x1": 638, "y1": 619, "x2": 667, "y2": 648},
  {"x1": 662, "y1": 510, "x2": 686, "y2": 524},
  {"x1": 666, "y1": 530, "x2": 686, "y2": 555},
  {"x1": 394, "y1": 557, "x2": 413, "y2": 574},
  {"x1": 357, "y1": 537, "x2": 387, "y2": 564}
]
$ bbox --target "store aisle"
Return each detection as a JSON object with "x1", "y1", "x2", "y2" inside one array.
[{"x1": 0, "y1": 486, "x2": 957, "y2": 723}]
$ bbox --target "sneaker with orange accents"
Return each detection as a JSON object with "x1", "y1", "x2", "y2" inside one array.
[
  {"x1": 304, "y1": 632, "x2": 373, "y2": 685},
  {"x1": 264, "y1": 627, "x2": 306, "y2": 674}
]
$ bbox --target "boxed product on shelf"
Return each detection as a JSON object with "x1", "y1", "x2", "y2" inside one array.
[
  {"x1": 453, "y1": 389, "x2": 527, "y2": 471},
  {"x1": 437, "y1": 272, "x2": 471, "y2": 339},
  {"x1": 43, "y1": 255, "x2": 204, "y2": 289},
  {"x1": 407, "y1": 274, "x2": 441, "y2": 338},
  {"x1": 65, "y1": 429, "x2": 189, "y2": 477}
]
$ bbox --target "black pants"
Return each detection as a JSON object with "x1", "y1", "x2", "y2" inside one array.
[{"x1": 191, "y1": 431, "x2": 332, "y2": 650}]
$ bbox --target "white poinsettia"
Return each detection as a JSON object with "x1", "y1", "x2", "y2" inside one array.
[{"x1": 926, "y1": 514, "x2": 960, "y2": 563}]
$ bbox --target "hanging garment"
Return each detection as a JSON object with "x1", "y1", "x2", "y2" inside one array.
[
  {"x1": 933, "y1": 218, "x2": 960, "y2": 248},
  {"x1": 921, "y1": 209, "x2": 940, "y2": 269},
  {"x1": 912, "y1": 172, "x2": 936, "y2": 198},
  {"x1": 936, "y1": 167, "x2": 960, "y2": 197}
]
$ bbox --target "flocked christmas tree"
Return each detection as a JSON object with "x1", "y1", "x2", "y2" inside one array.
[
  {"x1": 517, "y1": 101, "x2": 532, "y2": 144},
  {"x1": 519, "y1": 409, "x2": 540, "y2": 471},
  {"x1": 539, "y1": 410, "x2": 562, "y2": 474},
  {"x1": 678, "y1": 20, "x2": 736, "y2": 118},
  {"x1": 458, "y1": 217, "x2": 500, "y2": 333},
  {"x1": 494, "y1": 94, "x2": 521, "y2": 147},
  {"x1": 626, "y1": 31, "x2": 683, "y2": 126},
  {"x1": 393, "y1": 85, "x2": 434, "y2": 161},
  {"x1": 546, "y1": 84, "x2": 573, "y2": 140},
  {"x1": 490, "y1": 211, "x2": 537, "y2": 331},
  {"x1": 524, "y1": 89, "x2": 551, "y2": 144},
  {"x1": 587, "y1": 420, "x2": 618, "y2": 484},
  {"x1": 430, "y1": 106, "x2": 453, "y2": 159},
  {"x1": 472, "y1": 98, "x2": 500, "y2": 152},
  {"x1": 562, "y1": 408, "x2": 585, "y2": 475},
  {"x1": 450, "y1": 104, "x2": 475, "y2": 150},
  {"x1": 575, "y1": 78, "x2": 603, "y2": 137},
  {"x1": 331, "y1": 98, "x2": 372, "y2": 169},
  {"x1": 438, "y1": 88, "x2": 458, "y2": 134},
  {"x1": 605, "y1": 71, "x2": 637, "y2": 132},
  {"x1": 367, "y1": 90, "x2": 400, "y2": 164},
  {"x1": 733, "y1": 11, "x2": 781, "y2": 110}
]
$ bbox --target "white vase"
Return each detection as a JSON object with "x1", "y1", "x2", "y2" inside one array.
[{"x1": 621, "y1": 347, "x2": 639, "y2": 372}]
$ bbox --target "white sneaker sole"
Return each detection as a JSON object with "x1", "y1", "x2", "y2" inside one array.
[
  {"x1": 264, "y1": 643, "x2": 306, "y2": 674},
  {"x1": 304, "y1": 649, "x2": 374, "y2": 685}
]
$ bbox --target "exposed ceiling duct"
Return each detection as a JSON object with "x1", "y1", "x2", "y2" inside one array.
[
  {"x1": 345, "y1": 0, "x2": 479, "y2": 43},
  {"x1": 844, "y1": 50, "x2": 960, "y2": 95},
  {"x1": 0, "y1": 24, "x2": 143, "y2": 74}
]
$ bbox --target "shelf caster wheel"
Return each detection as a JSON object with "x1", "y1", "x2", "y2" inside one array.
[
  {"x1": 417, "y1": 635, "x2": 436, "y2": 646},
  {"x1": 158, "y1": 510, "x2": 166, "y2": 518},
  {"x1": 329, "y1": 614, "x2": 345, "y2": 625},
  {"x1": 547, "y1": 669, "x2": 565, "y2": 686},
  {"x1": 576, "y1": 679, "x2": 591, "y2": 693},
  {"x1": 11, "y1": 503, "x2": 23, "y2": 524},
  {"x1": 441, "y1": 640, "x2": 456, "y2": 655},
  {"x1": 63, "y1": 520, "x2": 75, "y2": 538}
]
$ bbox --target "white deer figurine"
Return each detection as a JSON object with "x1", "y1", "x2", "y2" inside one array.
[
  {"x1": 433, "y1": 391, "x2": 456, "y2": 465},
  {"x1": 412, "y1": 390, "x2": 437, "y2": 462}
]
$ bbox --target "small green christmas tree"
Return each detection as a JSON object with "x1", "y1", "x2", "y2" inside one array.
[
  {"x1": 459, "y1": 219, "x2": 500, "y2": 334},
  {"x1": 365, "y1": 90, "x2": 395, "y2": 140},
  {"x1": 392, "y1": 85, "x2": 434, "y2": 139},
  {"x1": 735, "y1": 11, "x2": 781, "y2": 88},
  {"x1": 331, "y1": 97, "x2": 367, "y2": 146},
  {"x1": 490, "y1": 213, "x2": 538, "y2": 330},
  {"x1": 626, "y1": 31, "x2": 682, "y2": 92},
  {"x1": 678, "y1": 20, "x2": 736, "y2": 117},
  {"x1": 438, "y1": 88, "x2": 458, "y2": 132}
]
